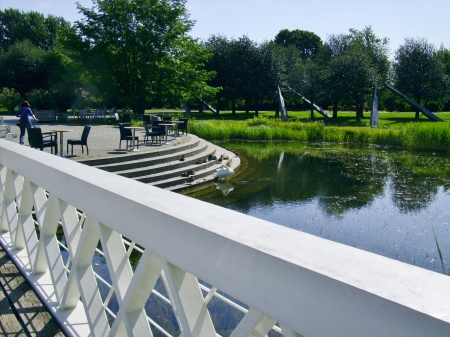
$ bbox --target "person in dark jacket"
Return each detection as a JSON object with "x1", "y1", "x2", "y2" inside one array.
[{"x1": 16, "y1": 101, "x2": 38, "y2": 144}]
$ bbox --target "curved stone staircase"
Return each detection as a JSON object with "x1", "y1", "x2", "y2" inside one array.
[{"x1": 75, "y1": 134, "x2": 240, "y2": 192}]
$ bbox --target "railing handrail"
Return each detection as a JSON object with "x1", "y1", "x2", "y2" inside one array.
[{"x1": 1, "y1": 139, "x2": 450, "y2": 337}]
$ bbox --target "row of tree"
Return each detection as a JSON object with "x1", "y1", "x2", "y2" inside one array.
[
  {"x1": 203, "y1": 28, "x2": 450, "y2": 120},
  {"x1": 0, "y1": 0, "x2": 449, "y2": 120}
]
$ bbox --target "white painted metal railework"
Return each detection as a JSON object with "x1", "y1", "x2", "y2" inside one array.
[{"x1": 1, "y1": 138, "x2": 450, "y2": 337}]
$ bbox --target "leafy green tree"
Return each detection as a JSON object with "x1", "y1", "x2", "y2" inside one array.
[
  {"x1": 203, "y1": 35, "x2": 237, "y2": 114},
  {"x1": 322, "y1": 27, "x2": 389, "y2": 121},
  {"x1": 394, "y1": 38, "x2": 450, "y2": 117},
  {"x1": 437, "y1": 46, "x2": 450, "y2": 76},
  {"x1": 0, "y1": 40, "x2": 49, "y2": 95},
  {"x1": 231, "y1": 36, "x2": 259, "y2": 114},
  {"x1": 67, "y1": 0, "x2": 216, "y2": 113},
  {"x1": 0, "y1": 9, "x2": 70, "y2": 52},
  {"x1": 0, "y1": 87, "x2": 22, "y2": 110},
  {"x1": 0, "y1": 39, "x2": 77, "y2": 111},
  {"x1": 264, "y1": 42, "x2": 306, "y2": 112},
  {"x1": 338, "y1": 49, "x2": 376, "y2": 121},
  {"x1": 437, "y1": 46, "x2": 450, "y2": 110},
  {"x1": 288, "y1": 59, "x2": 324, "y2": 120},
  {"x1": 274, "y1": 29, "x2": 322, "y2": 60},
  {"x1": 320, "y1": 33, "x2": 348, "y2": 117},
  {"x1": 204, "y1": 35, "x2": 275, "y2": 115}
]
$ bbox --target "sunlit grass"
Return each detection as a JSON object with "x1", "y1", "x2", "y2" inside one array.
[
  {"x1": 187, "y1": 112, "x2": 450, "y2": 151},
  {"x1": 136, "y1": 109, "x2": 450, "y2": 150}
]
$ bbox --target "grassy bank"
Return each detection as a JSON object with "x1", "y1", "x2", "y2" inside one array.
[{"x1": 189, "y1": 115, "x2": 450, "y2": 151}]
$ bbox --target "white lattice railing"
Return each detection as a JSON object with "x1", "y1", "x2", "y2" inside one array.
[{"x1": 1, "y1": 139, "x2": 450, "y2": 337}]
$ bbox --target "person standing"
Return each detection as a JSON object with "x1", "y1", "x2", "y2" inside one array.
[{"x1": 16, "y1": 101, "x2": 38, "y2": 145}]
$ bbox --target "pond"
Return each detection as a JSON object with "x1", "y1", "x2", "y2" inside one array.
[{"x1": 183, "y1": 141, "x2": 450, "y2": 274}]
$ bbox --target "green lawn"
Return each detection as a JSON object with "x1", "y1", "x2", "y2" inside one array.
[{"x1": 183, "y1": 109, "x2": 450, "y2": 127}]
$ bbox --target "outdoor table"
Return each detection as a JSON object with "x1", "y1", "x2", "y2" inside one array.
[
  {"x1": 170, "y1": 120, "x2": 184, "y2": 139},
  {"x1": 124, "y1": 126, "x2": 144, "y2": 151},
  {"x1": 158, "y1": 123, "x2": 174, "y2": 144},
  {"x1": 51, "y1": 128, "x2": 73, "y2": 157}
]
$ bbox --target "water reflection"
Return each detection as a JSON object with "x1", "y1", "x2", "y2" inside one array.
[
  {"x1": 215, "y1": 182, "x2": 234, "y2": 196},
  {"x1": 183, "y1": 141, "x2": 450, "y2": 274}
]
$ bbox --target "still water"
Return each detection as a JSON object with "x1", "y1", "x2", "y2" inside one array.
[{"x1": 184, "y1": 141, "x2": 450, "y2": 274}]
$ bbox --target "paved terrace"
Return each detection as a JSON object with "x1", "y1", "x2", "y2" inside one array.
[{"x1": 1, "y1": 115, "x2": 186, "y2": 158}]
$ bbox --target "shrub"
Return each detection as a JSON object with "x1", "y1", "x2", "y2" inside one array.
[
  {"x1": 0, "y1": 87, "x2": 22, "y2": 111},
  {"x1": 25, "y1": 89, "x2": 54, "y2": 109}
]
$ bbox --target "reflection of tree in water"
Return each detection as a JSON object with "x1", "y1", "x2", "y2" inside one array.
[
  {"x1": 305, "y1": 151, "x2": 388, "y2": 216},
  {"x1": 196, "y1": 142, "x2": 450, "y2": 217},
  {"x1": 231, "y1": 150, "x2": 388, "y2": 217},
  {"x1": 388, "y1": 157, "x2": 446, "y2": 213},
  {"x1": 391, "y1": 178, "x2": 438, "y2": 213}
]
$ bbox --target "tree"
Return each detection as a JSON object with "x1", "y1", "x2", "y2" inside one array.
[
  {"x1": 204, "y1": 35, "x2": 275, "y2": 115},
  {"x1": 67, "y1": 0, "x2": 216, "y2": 113},
  {"x1": 288, "y1": 60, "x2": 324, "y2": 120},
  {"x1": 274, "y1": 29, "x2": 322, "y2": 60},
  {"x1": 204, "y1": 35, "x2": 236, "y2": 114},
  {"x1": 322, "y1": 27, "x2": 389, "y2": 121},
  {"x1": 437, "y1": 46, "x2": 450, "y2": 110},
  {"x1": 264, "y1": 42, "x2": 305, "y2": 114},
  {"x1": 394, "y1": 38, "x2": 450, "y2": 117},
  {"x1": 0, "y1": 39, "x2": 78, "y2": 110},
  {"x1": 0, "y1": 40, "x2": 49, "y2": 95},
  {"x1": 0, "y1": 9, "x2": 70, "y2": 52},
  {"x1": 338, "y1": 50, "x2": 376, "y2": 121},
  {"x1": 0, "y1": 87, "x2": 21, "y2": 110},
  {"x1": 320, "y1": 33, "x2": 349, "y2": 117}
]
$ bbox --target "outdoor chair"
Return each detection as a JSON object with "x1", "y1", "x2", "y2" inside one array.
[
  {"x1": 142, "y1": 114, "x2": 151, "y2": 123},
  {"x1": 27, "y1": 127, "x2": 58, "y2": 154},
  {"x1": 67, "y1": 125, "x2": 91, "y2": 156},
  {"x1": 119, "y1": 123, "x2": 139, "y2": 149},
  {"x1": 178, "y1": 117, "x2": 188, "y2": 135},
  {"x1": 121, "y1": 113, "x2": 132, "y2": 123},
  {"x1": 157, "y1": 123, "x2": 167, "y2": 143},
  {"x1": 143, "y1": 121, "x2": 160, "y2": 145}
]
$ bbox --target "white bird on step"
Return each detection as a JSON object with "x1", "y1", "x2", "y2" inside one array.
[{"x1": 215, "y1": 166, "x2": 234, "y2": 181}]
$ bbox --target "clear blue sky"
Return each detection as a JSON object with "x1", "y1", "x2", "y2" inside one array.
[{"x1": 1, "y1": 0, "x2": 449, "y2": 55}]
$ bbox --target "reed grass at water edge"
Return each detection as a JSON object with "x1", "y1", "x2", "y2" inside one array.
[{"x1": 189, "y1": 118, "x2": 450, "y2": 151}]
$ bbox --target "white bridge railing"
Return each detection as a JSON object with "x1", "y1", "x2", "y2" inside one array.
[{"x1": 1, "y1": 139, "x2": 450, "y2": 337}]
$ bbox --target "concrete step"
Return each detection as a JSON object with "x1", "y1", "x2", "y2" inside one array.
[
  {"x1": 136, "y1": 153, "x2": 231, "y2": 185},
  {"x1": 136, "y1": 145, "x2": 237, "y2": 190},
  {"x1": 99, "y1": 139, "x2": 210, "y2": 173},
  {"x1": 76, "y1": 135, "x2": 201, "y2": 167},
  {"x1": 96, "y1": 141, "x2": 207, "y2": 174},
  {"x1": 152, "y1": 161, "x2": 228, "y2": 190},
  {"x1": 76, "y1": 134, "x2": 240, "y2": 191},
  {"x1": 116, "y1": 143, "x2": 218, "y2": 179}
]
